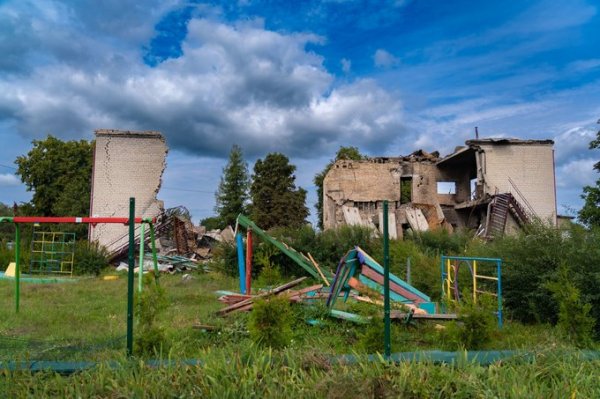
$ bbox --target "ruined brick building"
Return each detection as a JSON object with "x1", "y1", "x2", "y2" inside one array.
[
  {"x1": 322, "y1": 139, "x2": 557, "y2": 239},
  {"x1": 89, "y1": 129, "x2": 168, "y2": 253}
]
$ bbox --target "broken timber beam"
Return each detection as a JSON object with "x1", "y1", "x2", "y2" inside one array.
[
  {"x1": 217, "y1": 277, "x2": 307, "y2": 315},
  {"x1": 390, "y1": 311, "x2": 458, "y2": 320},
  {"x1": 308, "y1": 253, "x2": 330, "y2": 287}
]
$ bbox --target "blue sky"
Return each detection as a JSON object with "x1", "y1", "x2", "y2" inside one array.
[{"x1": 0, "y1": 0, "x2": 599, "y2": 224}]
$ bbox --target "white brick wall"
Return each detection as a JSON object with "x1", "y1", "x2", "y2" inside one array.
[
  {"x1": 480, "y1": 143, "x2": 556, "y2": 224},
  {"x1": 89, "y1": 129, "x2": 168, "y2": 252}
]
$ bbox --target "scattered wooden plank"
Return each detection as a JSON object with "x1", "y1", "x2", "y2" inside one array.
[
  {"x1": 308, "y1": 253, "x2": 330, "y2": 287},
  {"x1": 218, "y1": 294, "x2": 253, "y2": 304},
  {"x1": 217, "y1": 277, "x2": 307, "y2": 315},
  {"x1": 354, "y1": 295, "x2": 427, "y2": 314},
  {"x1": 390, "y1": 311, "x2": 458, "y2": 320}
]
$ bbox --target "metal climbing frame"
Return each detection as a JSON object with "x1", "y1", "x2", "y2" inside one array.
[
  {"x1": 29, "y1": 231, "x2": 76, "y2": 275},
  {"x1": 441, "y1": 255, "x2": 503, "y2": 328}
]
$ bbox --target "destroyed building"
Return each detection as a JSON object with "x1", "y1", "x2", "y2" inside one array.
[
  {"x1": 89, "y1": 129, "x2": 168, "y2": 253},
  {"x1": 322, "y1": 138, "x2": 557, "y2": 239}
]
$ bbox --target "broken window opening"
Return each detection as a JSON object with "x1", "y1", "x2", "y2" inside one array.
[
  {"x1": 470, "y1": 178, "x2": 478, "y2": 200},
  {"x1": 400, "y1": 177, "x2": 412, "y2": 204},
  {"x1": 355, "y1": 201, "x2": 377, "y2": 213},
  {"x1": 437, "y1": 181, "x2": 457, "y2": 195}
]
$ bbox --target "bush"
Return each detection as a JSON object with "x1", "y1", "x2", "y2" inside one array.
[
  {"x1": 248, "y1": 296, "x2": 293, "y2": 348},
  {"x1": 73, "y1": 240, "x2": 109, "y2": 275},
  {"x1": 255, "y1": 265, "x2": 283, "y2": 288},
  {"x1": 408, "y1": 228, "x2": 474, "y2": 257},
  {"x1": 471, "y1": 222, "x2": 600, "y2": 339},
  {"x1": 546, "y1": 265, "x2": 596, "y2": 347},
  {"x1": 134, "y1": 274, "x2": 169, "y2": 355},
  {"x1": 440, "y1": 295, "x2": 496, "y2": 349}
]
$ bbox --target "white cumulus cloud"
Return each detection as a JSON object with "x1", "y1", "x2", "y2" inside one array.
[{"x1": 0, "y1": 173, "x2": 20, "y2": 186}]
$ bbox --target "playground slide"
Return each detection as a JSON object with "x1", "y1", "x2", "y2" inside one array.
[{"x1": 328, "y1": 247, "x2": 436, "y2": 314}]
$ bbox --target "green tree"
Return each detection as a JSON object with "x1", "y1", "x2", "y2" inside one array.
[
  {"x1": 15, "y1": 135, "x2": 93, "y2": 218},
  {"x1": 250, "y1": 153, "x2": 308, "y2": 229},
  {"x1": 215, "y1": 145, "x2": 250, "y2": 227},
  {"x1": 313, "y1": 146, "x2": 364, "y2": 229},
  {"x1": 579, "y1": 120, "x2": 600, "y2": 226},
  {"x1": 0, "y1": 202, "x2": 15, "y2": 242}
]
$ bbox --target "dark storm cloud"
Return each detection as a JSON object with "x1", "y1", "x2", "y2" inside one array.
[{"x1": 0, "y1": 6, "x2": 405, "y2": 159}]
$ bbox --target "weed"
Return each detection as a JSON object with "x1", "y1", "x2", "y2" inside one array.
[{"x1": 248, "y1": 296, "x2": 293, "y2": 348}]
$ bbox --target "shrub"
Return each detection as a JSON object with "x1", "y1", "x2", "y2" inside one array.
[
  {"x1": 134, "y1": 274, "x2": 169, "y2": 355},
  {"x1": 408, "y1": 228, "x2": 474, "y2": 257},
  {"x1": 73, "y1": 240, "x2": 109, "y2": 275},
  {"x1": 255, "y1": 265, "x2": 283, "y2": 288},
  {"x1": 440, "y1": 295, "x2": 496, "y2": 349},
  {"x1": 248, "y1": 296, "x2": 293, "y2": 348},
  {"x1": 546, "y1": 265, "x2": 596, "y2": 347}
]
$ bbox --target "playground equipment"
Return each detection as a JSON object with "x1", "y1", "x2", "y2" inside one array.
[
  {"x1": 234, "y1": 214, "x2": 331, "y2": 293},
  {"x1": 0, "y1": 198, "x2": 160, "y2": 356},
  {"x1": 326, "y1": 246, "x2": 437, "y2": 314},
  {"x1": 234, "y1": 212, "x2": 436, "y2": 315},
  {"x1": 29, "y1": 231, "x2": 75, "y2": 276},
  {"x1": 441, "y1": 255, "x2": 503, "y2": 327}
]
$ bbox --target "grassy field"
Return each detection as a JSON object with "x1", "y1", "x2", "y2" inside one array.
[{"x1": 0, "y1": 271, "x2": 598, "y2": 397}]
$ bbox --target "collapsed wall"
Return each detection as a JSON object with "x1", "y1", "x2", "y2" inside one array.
[
  {"x1": 89, "y1": 129, "x2": 168, "y2": 253},
  {"x1": 322, "y1": 139, "x2": 557, "y2": 237}
]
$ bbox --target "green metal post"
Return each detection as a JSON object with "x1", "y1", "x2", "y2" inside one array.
[
  {"x1": 497, "y1": 260, "x2": 503, "y2": 328},
  {"x1": 126, "y1": 198, "x2": 135, "y2": 357},
  {"x1": 15, "y1": 223, "x2": 20, "y2": 313},
  {"x1": 149, "y1": 223, "x2": 160, "y2": 280},
  {"x1": 383, "y1": 201, "x2": 391, "y2": 359},
  {"x1": 138, "y1": 223, "x2": 145, "y2": 293}
]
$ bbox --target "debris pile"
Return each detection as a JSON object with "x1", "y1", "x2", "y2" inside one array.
[
  {"x1": 110, "y1": 208, "x2": 235, "y2": 273},
  {"x1": 216, "y1": 277, "x2": 326, "y2": 314},
  {"x1": 207, "y1": 215, "x2": 457, "y2": 326},
  {"x1": 170, "y1": 215, "x2": 234, "y2": 261}
]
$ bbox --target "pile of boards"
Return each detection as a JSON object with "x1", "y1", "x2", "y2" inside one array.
[{"x1": 216, "y1": 277, "x2": 324, "y2": 314}]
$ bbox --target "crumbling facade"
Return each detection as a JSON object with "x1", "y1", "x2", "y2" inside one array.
[
  {"x1": 323, "y1": 139, "x2": 557, "y2": 239},
  {"x1": 89, "y1": 129, "x2": 168, "y2": 252}
]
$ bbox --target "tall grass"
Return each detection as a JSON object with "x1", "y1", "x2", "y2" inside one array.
[{"x1": 0, "y1": 349, "x2": 598, "y2": 398}]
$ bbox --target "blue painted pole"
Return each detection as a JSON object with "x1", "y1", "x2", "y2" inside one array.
[
  {"x1": 236, "y1": 233, "x2": 246, "y2": 294},
  {"x1": 440, "y1": 256, "x2": 445, "y2": 313}
]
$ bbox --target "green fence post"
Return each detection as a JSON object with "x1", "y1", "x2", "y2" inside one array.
[
  {"x1": 383, "y1": 200, "x2": 391, "y2": 359},
  {"x1": 126, "y1": 198, "x2": 135, "y2": 357},
  {"x1": 138, "y1": 223, "x2": 145, "y2": 293},
  {"x1": 15, "y1": 223, "x2": 20, "y2": 313},
  {"x1": 149, "y1": 223, "x2": 160, "y2": 280}
]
